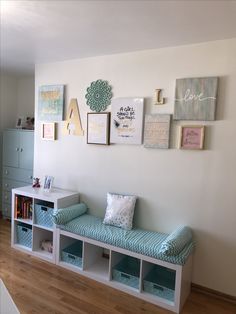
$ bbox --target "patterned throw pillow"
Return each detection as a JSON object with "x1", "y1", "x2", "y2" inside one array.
[{"x1": 103, "y1": 193, "x2": 137, "y2": 230}]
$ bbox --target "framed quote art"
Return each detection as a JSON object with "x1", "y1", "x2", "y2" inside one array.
[
  {"x1": 110, "y1": 98, "x2": 144, "y2": 145},
  {"x1": 174, "y1": 77, "x2": 218, "y2": 121},
  {"x1": 144, "y1": 114, "x2": 171, "y2": 149},
  {"x1": 179, "y1": 125, "x2": 205, "y2": 150},
  {"x1": 87, "y1": 112, "x2": 110, "y2": 145}
]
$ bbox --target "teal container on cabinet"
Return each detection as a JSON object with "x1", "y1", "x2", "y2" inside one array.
[
  {"x1": 112, "y1": 256, "x2": 140, "y2": 289},
  {"x1": 16, "y1": 223, "x2": 32, "y2": 248},
  {"x1": 61, "y1": 241, "x2": 83, "y2": 268},
  {"x1": 34, "y1": 204, "x2": 54, "y2": 228}
]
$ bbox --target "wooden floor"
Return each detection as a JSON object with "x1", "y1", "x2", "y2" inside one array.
[{"x1": 0, "y1": 220, "x2": 235, "y2": 314}]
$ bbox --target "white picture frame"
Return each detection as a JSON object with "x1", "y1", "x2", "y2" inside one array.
[
  {"x1": 43, "y1": 175, "x2": 54, "y2": 191},
  {"x1": 110, "y1": 98, "x2": 144, "y2": 144},
  {"x1": 144, "y1": 114, "x2": 171, "y2": 149},
  {"x1": 16, "y1": 116, "x2": 25, "y2": 129}
]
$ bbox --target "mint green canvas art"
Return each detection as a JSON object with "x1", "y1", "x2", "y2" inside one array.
[{"x1": 38, "y1": 85, "x2": 64, "y2": 121}]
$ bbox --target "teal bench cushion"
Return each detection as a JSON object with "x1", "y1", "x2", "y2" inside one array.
[{"x1": 61, "y1": 214, "x2": 194, "y2": 265}]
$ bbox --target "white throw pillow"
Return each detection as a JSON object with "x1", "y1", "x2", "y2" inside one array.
[{"x1": 103, "y1": 193, "x2": 137, "y2": 230}]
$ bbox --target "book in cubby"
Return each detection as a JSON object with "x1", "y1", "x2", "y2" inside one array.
[{"x1": 15, "y1": 195, "x2": 33, "y2": 220}]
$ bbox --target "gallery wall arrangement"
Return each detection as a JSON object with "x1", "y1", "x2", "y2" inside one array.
[{"x1": 37, "y1": 76, "x2": 219, "y2": 150}]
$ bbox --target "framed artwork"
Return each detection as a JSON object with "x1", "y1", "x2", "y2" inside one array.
[
  {"x1": 16, "y1": 116, "x2": 25, "y2": 129},
  {"x1": 179, "y1": 125, "x2": 205, "y2": 150},
  {"x1": 144, "y1": 114, "x2": 171, "y2": 149},
  {"x1": 110, "y1": 98, "x2": 144, "y2": 144},
  {"x1": 43, "y1": 176, "x2": 54, "y2": 191},
  {"x1": 41, "y1": 122, "x2": 56, "y2": 141},
  {"x1": 87, "y1": 112, "x2": 110, "y2": 145},
  {"x1": 38, "y1": 85, "x2": 64, "y2": 121},
  {"x1": 174, "y1": 77, "x2": 218, "y2": 121}
]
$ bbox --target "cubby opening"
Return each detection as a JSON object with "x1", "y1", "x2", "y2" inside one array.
[
  {"x1": 60, "y1": 235, "x2": 83, "y2": 269},
  {"x1": 142, "y1": 261, "x2": 176, "y2": 303},
  {"x1": 32, "y1": 226, "x2": 53, "y2": 259},
  {"x1": 111, "y1": 252, "x2": 141, "y2": 290},
  {"x1": 83, "y1": 243, "x2": 110, "y2": 280},
  {"x1": 14, "y1": 194, "x2": 33, "y2": 222}
]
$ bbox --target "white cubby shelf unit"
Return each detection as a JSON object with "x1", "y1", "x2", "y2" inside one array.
[
  {"x1": 11, "y1": 186, "x2": 192, "y2": 313},
  {"x1": 11, "y1": 186, "x2": 79, "y2": 264},
  {"x1": 57, "y1": 229, "x2": 193, "y2": 314}
]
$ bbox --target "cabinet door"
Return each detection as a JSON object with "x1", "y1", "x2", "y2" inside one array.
[
  {"x1": 19, "y1": 131, "x2": 34, "y2": 170},
  {"x1": 3, "y1": 130, "x2": 19, "y2": 167}
]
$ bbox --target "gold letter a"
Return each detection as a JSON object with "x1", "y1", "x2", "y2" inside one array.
[{"x1": 64, "y1": 98, "x2": 84, "y2": 136}]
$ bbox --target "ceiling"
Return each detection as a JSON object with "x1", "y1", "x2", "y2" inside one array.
[{"x1": 0, "y1": 0, "x2": 236, "y2": 75}]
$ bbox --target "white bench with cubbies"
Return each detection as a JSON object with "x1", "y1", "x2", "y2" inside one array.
[
  {"x1": 11, "y1": 186, "x2": 79, "y2": 263},
  {"x1": 57, "y1": 229, "x2": 192, "y2": 313},
  {"x1": 11, "y1": 186, "x2": 192, "y2": 313}
]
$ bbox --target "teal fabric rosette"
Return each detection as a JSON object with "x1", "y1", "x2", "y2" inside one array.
[{"x1": 85, "y1": 79, "x2": 112, "y2": 112}]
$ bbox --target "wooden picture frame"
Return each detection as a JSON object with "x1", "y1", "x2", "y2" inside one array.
[
  {"x1": 41, "y1": 122, "x2": 56, "y2": 141},
  {"x1": 179, "y1": 125, "x2": 205, "y2": 150},
  {"x1": 87, "y1": 112, "x2": 110, "y2": 145}
]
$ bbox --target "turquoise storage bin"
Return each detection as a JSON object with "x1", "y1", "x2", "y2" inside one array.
[
  {"x1": 34, "y1": 204, "x2": 54, "y2": 228},
  {"x1": 16, "y1": 223, "x2": 32, "y2": 248},
  {"x1": 61, "y1": 241, "x2": 83, "y2": 268},
  {"x1": 112, "y1": 256, "x2": 140, "y2": 289},
  {"x1": 143, "y1": 265, "x2": 176, "y2": 302}
]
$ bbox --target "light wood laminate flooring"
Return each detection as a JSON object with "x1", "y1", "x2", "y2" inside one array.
[{"x1": 0, "y1": 220, "x2": 235, "y2": 314}]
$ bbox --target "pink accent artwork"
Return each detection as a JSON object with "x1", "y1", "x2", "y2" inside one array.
[{"x1": 180, "y1": 126, "x2": 204, "y2": 149}]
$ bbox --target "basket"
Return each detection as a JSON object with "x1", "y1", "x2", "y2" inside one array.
[
  {"x1": 143, "y1": 265, "x2": 176, "y2": 301},
  {"x1": 34, "y1": 204, "x2": 54, "y2": 228},
  {"x1": 16, "y1": 223, "x2": 32, "y2": 248},
  {"x1": 112, "y1": 256, "x2": 140, "y2": 289},
  {"x1": 61, "y1": 241, "x2": 83, "y2": 268}
]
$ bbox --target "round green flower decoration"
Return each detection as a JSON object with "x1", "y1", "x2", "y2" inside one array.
[{"x1": 85, "y1": 79, "x2": 112, "y2": 112}]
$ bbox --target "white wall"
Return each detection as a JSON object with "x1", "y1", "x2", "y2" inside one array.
[
  {"x1": 34, "y1": 38, "x2": 236, "y2": 296},
  {"x1": 0, "y1": 74, "x2": 18, "y2": 130},
  {"x1": 16, "y1": 76, "x2": 35, "y2": 118},
  {"x1": 0, "y1": 74, "x2": 35, "y2": 130}
]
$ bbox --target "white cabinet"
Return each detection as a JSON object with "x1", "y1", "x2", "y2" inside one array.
[
  {"x1": 11, "y1": 186, "x2": 79, "y2": 263},
  {"x1": 56, "y1": 229, "x2": 192, "y2": 313}
]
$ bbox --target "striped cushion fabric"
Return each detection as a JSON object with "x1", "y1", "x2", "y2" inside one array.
[
  {"x1": 159, "y1": 226, "x2": 193, "y2": 256},
  {"x1": 52, "y1": 203, "x2": 87, "y2": 225},
  {"x1": 61, "y1": 214, "x2": 194, "y2": 265}
]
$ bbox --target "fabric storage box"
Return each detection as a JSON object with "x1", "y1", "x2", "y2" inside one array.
[
  {"x1": 61, "y1": 241, "x2": 83, "y2": 268},
  {"x1": 16, "y1": 223, "x2": 32, "y2": 248},
  {"x1": 34, "y1": 203, "x2": 54, "y2": 228},
  {"x1": 143, "y1": 265, "x2": 176, "y2": 302},
  {"x1": 112, "y1": 256, "x2": 140, "y2": 289}
]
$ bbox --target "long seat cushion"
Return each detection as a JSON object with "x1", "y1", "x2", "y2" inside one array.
[{"x1": 60, "y1": 214, "x2": 194, "y2": 265}]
